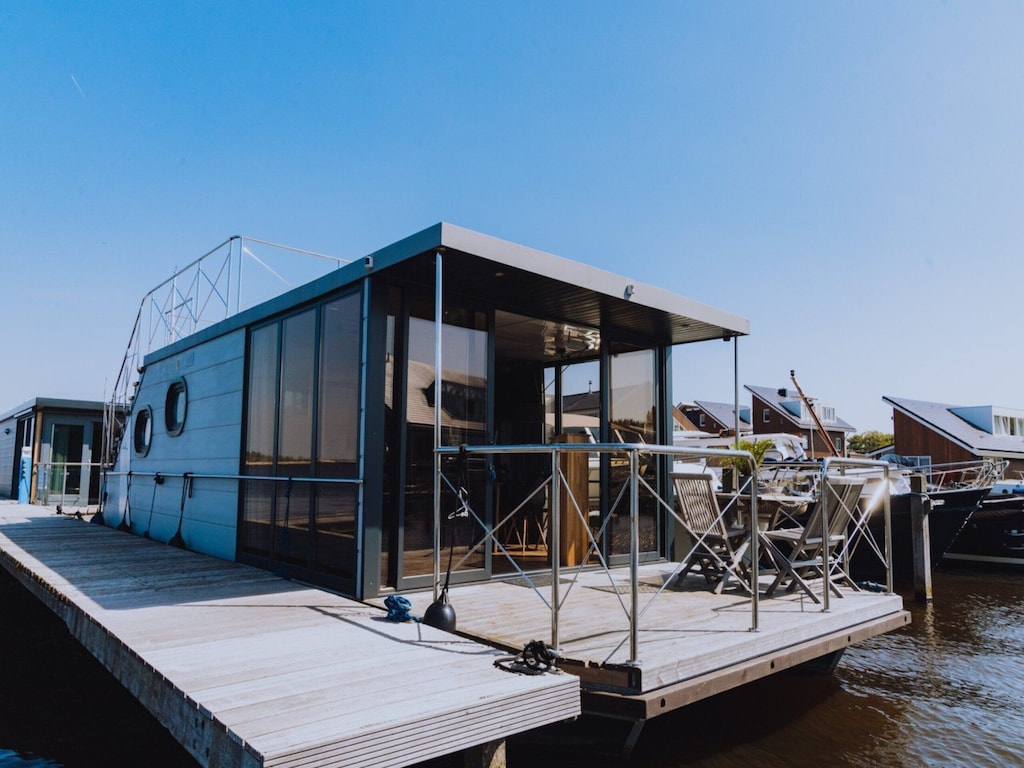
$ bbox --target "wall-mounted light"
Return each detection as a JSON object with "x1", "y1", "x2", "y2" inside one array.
[
  {"x1": 624, "y1": 284, "x2": 635, "y2": 299},
  {"x1": 2, "y1": 428, "x2": 10, "y2": 435}
]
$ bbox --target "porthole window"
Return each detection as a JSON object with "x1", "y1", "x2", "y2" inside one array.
[
  {"x1": 165, "y1": 378, "x2": 188, "y2": 436},
  {"x1": 134, "y1": 406, "x2": 153, "y2": 457}
]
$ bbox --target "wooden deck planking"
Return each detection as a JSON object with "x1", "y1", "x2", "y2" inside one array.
[
  {"x1": 377, "y1": 563, "x2": 907, "y2": 695},
  {"x1": 0, "y1": 506, "x2": 580, "y2": 767},
  {"x1": 249, "y1": 684, "x2": 585, "y2": 765},
  {"x1": 258, "y1": 686, "x2": 581, "y2": 768}
]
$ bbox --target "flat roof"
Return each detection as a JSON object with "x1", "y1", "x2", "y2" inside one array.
[
  {"x1": 146, "y1": 223, "x2": 749, "y2": 365},
  {"x1": 0, "y1": 397, "x2": 106, "y2": 423}
]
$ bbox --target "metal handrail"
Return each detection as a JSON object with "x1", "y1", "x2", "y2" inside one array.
[
  {"x1": 34, "y1": 461, "x2": 104, "y2": 507},
  {"x1": 819, "y1": 456, "x2": 893, "y2": 607},
  {"x1": 434, "y1": 442, "x2": 761, "y2": 665},
  {"x1": 102, "y1": 470, "x2": 362, "y2": 484}
]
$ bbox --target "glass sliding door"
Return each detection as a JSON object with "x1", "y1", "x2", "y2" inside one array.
[
  {"x1": 314, "y1": 294, "x2": 361, "y2": 580},
  {"x1": 608, "y1": 348, "x2": 659, "y2": 557},
  {"x1": 239, "y1": 289, "x2": 362, "y2": 592},
  {"x1": 277, "y1": 309, "x2": 317, "y2": 567},
  {"x1": 240, "y1": 323, "x2": 279, "y2": 559},
  {"x1": 50, "y1": 424, "x2": 84, "y2": 498},
  {"x1": 399, "y1": 314, "x2": 488, "y2": 585}
]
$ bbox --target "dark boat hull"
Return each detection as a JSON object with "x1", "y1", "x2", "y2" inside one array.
[
  {"x1": 943, "y1": 495, "x2": 1024, "y2": 566},
  {"x1": 852, "y1": 486, "x2": 987, "y2": 578}
]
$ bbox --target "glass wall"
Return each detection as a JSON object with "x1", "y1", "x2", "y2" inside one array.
[
  {"x1": 314, "y1": 296, "x2": 361, "y2": 576},
  {"x1": 400, "y1": 314, "x2": 488, "y2": 582},
  {"x1": 239, "y1": 323, "x2": 278, "y2": 558},
  {"x1": 50, "y1": 424, "x2": 84, "y2": 495},
  {"x1": 239, "y1": 290, "x2": 361, "y2": 586},
  {"x1": 608, "y1": 348, "x2": 659, "y2": 557}
]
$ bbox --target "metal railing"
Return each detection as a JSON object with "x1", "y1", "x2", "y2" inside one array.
[
  {"x1": 914, "y1": 458, "x2": 1006, "y2": 490},
  {"x1": 433, "y1": 443, "x2": 895, "y2": 666},
  {"x1": 103, "y1": 237, "x2": 351, "y2": 468},
  {"x1": 34, "y1": 461, "x2": 103, "y2": 508},
  {"x1": 99, "y1": 469, "x2": 363, "y2": 556}
]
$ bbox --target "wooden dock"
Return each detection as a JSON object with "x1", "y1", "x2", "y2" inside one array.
[
  {"x1": 0, "y1": 505, "x2": 580, "y2": 768},
  {"x1": 378, "y1": 560, "x2": 910, "y2": 723}
]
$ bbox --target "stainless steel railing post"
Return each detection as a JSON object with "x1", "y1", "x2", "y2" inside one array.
[
  {"x1": 821, "y1": 472, "x2": 831, "y2": 612},
  {"x1": 628, "y1": 448, "x2": 640, "y2": 664},
  {"x1": 749, "y1": 457, "x2": 759, "y2": 631},
  {"x1": 884, "y1": 464, "x2": 894, "y2": 594},
  {"x1": 550, "y1": 446, "x2": 561, "y2": 651}
]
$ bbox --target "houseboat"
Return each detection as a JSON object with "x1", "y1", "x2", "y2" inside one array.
[
  {"x1": 101, "y1": 223, "x2": 754, "y2": 598},
  {"x1": 96, "y1": 224, "x2": 908, "y2": 750}
]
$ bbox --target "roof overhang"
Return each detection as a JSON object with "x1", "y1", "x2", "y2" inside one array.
[{"x1": 370, "y1": 223, "x2": 749, "y2": 347}]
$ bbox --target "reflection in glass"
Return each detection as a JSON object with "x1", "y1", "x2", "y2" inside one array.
[
  {"x1": 318, "y1": 295, "x2": 360, "y2": 478},
  {"x1": 240, "y1": 294, "x2": 362, "y2": 583},
  {"x1": 402, "y1": 317, "x2": 487, "y2": 578},
  {"x1": 241, "y1": 324, "x2": 279, "y2": 558},
  {"x1": 279, "y1": 310, "x2": 316, "y2": 475},
  {"x1": 315, "y1": 483, "x2": 357, "y2": 578},
  {"x1": 609, "y1": 349, "x2": 658, "y2": 556}
]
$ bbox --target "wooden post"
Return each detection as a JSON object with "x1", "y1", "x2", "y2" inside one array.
[
  {"x1": 551, "y1": 434, "x2": 589, "y2": 567},
  {"x1": 909, "y1": 474, "x2": 932, "y2": 602},
  {"x1": 463, "y1": 739, "x2": 507, "y2": 768}
]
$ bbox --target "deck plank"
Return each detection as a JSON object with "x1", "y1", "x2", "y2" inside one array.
[{"x1": 0, "y1": 506, "x2": 580, "y2": 767}]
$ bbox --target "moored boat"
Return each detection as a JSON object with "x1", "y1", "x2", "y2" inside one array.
[{"x1": 943, "y1": 486, "x2": 1024, "y2": 566}]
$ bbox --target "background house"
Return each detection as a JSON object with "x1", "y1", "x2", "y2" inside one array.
[
  {"x1": 679, "y1": 400, "x2": 752, "y2": 437},
  {"x1": 746, "y1": 384, "x2": 855, "y2": 459},
  {"x1": 884, "y1": 396, "x2": 1024, "y2": 477}
]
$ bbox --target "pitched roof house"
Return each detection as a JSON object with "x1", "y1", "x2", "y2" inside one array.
[
  {"x1": 679, "y1": 400, "x2": 752, "y2": 437},
  {"x1": 746, "y1": 384, "x2": 856, "y2": 459},
  {"x1": 884, "y1": 395, "x2": 1024, "y2": 477}
]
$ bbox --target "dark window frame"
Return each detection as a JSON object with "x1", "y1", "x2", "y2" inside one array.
[
  {"x1": 165, "y1": 378, "x2": 188, "y2": 437},
  {"x1": 133, "y1": 406, "x2": 153, "y2": 457}
]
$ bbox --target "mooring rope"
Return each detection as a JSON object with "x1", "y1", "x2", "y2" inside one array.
[
  {"x1": 384, "y1": 594, "x2": 419, "y2": 622},
  {"x1": 494, "y1": 640, "x2": 561, "y2": 675}
]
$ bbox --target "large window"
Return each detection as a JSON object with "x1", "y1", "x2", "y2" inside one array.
[
  {"x1": 608, "y1": 348, "x2": 658, "y2": 557},
  {"x1": 51, "y1": 423, "x2": 84, "y2": 495},
  {"x1": 239, "y1": 291, "x2": 362, "y2": 585},
  {"x1": 400, "y1": 315, "x2": 488, "y2": 580}
]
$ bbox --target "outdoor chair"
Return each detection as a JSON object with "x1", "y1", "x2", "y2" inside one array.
[
  {"x1": 671, "y1": 472, "x2": 752, "y2": 593},
  {"x1": 762, "y1": 475, "x2": 866, "y2": 603}
]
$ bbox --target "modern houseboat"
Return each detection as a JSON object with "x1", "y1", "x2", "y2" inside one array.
[
  {"x1": 101, "y1": 223, "x2": 754, "y2": 599},
  {"x1": 94, "y1": 224, "x2": 908, "y2": 750}
]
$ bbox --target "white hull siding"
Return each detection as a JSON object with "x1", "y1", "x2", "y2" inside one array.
[{"x1": 108, "y1": 328, "x2": 245, "y2": 562}]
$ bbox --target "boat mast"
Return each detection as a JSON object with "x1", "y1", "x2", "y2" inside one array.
[{"x1": 789, "y1": 369, "x2": 838, "y2": 457}]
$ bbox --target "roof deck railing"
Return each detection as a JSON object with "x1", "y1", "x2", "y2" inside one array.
[{"x1": 103, "y1": 237, "x2": 349, "y2": 467}]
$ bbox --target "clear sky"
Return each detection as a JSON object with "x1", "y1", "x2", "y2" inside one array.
[{"x1": 2, "y1": 2, "x2": 1022, "y2": 432}]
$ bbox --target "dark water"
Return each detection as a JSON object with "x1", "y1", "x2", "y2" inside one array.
[{"x1": 2, "y1": 565, "x2": 1022, "y2": 767}]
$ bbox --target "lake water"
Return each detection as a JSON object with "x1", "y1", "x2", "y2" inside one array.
[{"x1": 1, "y1": 564, "x2": 1021, "y2": 767}]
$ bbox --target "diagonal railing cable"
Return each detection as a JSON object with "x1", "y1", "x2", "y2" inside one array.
[
  {"x1": 435, "y1": 443, "x2": 782, "y2": 666},
  {"x1": 100, "y1": 237, "x2": 351, "y2": 495}
]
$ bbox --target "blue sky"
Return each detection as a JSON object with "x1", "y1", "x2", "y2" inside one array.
[{"x1": 2, "y1": 2, "x2": 1022, "y2": 432}]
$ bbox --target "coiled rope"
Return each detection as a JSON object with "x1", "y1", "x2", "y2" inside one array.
[{"x1": 494, "y1": 640, "x2": 561, "y2": 675}]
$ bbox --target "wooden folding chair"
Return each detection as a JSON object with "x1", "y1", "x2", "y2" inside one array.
[
  {"x1": 671, "y1": 472, "x2": 752, "y2": 593},
  {"x1": 762, "y1": 475, "x2": 865, "y2": 602}
]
